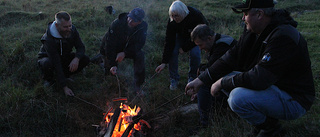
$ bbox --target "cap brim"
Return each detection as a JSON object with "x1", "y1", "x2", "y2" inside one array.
[
  {"x1": 127, "y1": 14, "x2": 138, "y2": 22},
  {"x1": 232, "y1": 3, "x2": 250, "y2": 13}
]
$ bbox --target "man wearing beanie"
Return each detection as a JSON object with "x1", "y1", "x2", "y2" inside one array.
[
  {"x1": 100, "y1": 8, "x2": 148, "y2": 94},
  {"x1": 186, "y1": 0, "x2": 315, "y2": 136}
]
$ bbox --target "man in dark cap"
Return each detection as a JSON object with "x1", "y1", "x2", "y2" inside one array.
[
  {"x1": 186, "y1": 0, "x2": 315, "y2": 136},
  {"x1": 100, "y1": 8, "x2": 148, "y2": 93}
]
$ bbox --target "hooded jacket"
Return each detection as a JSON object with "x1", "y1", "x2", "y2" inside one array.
[
  {"x1": 100, "y1": 13, "x2": 148, "y2": 67},
  {"x1": 198, "y1": 9, "x2": 315, "y2": 110},
  {"x1": 38, "y1": 21, "x2": 86, "y2": 87},
  {"x1": 161, "y1": 6, "x2": 208, "y2": 64}
]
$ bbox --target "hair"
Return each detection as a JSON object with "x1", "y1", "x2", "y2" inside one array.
[
  {"x1": 252, "y1": 7, "x2": 276, "y2": 17},
  {"x1": 55, "y1": 11, "x2": 71, "y2": 24},
  {"x1": 191, "y1": 24, "x2": 215, "y2": 42},
  {"x1": 168, "y1": 0, "x2": 189, "y2": 22}
]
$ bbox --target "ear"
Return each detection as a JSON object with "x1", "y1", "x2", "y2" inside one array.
[{"x1": 257, "y1": 10, "x2": 264, "y2": 19}]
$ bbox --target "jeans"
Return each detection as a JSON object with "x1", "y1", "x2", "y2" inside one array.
[
  {"x1": 168, "y1": 35, "x2": 201, "y2": 81},
  {"x1": 228, "y1": 84, "x2": 306, "y2": 126}
]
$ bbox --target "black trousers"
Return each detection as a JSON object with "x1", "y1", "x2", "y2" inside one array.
[
  {"x1": 38, "y1": 53, "x2": 90, "y2": 81},
  {"x1": 104, "y1": 51, "x2": 145, "y2": 90}
]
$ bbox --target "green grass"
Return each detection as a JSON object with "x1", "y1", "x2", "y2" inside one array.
[{"x1": 0, "y1": 0, "x2": 319, "y2": 136}]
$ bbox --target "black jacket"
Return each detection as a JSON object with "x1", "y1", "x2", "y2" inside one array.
[
  {"x1": 100, "y1": 13, "x2": 148, "y2": 67},
  {"x1": 38, "y1": 22, "x2": 86, "y2": 87},
  {"x1": 161, "y1": 6, "x2": 208, "y2": 63},
  {"x1": 198, "y1": 9, "x2": 315, "y2": 110},
  {"x1": 199, "y1": 33, "x2": 237, "y2": 73}
]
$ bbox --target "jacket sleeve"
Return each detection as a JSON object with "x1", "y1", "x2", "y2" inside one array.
[
  {"x1": 161, "y1": 19, "x2": 176, "y2": 64},
  {"x1": 124, "y1": 22, "x2": 148, "y2": 57},
  {"x1": 221, "y1": 35, "x2": 297, "y2": 91},
  {"x1": 106, "y1": 19, "x2": 122, "y2": 67},
  {"x1": 73, "y1": 27, "x2": 86, "y2": 59},
  {"x1": 43, "y1": 38, "x2": 67, "y2": 87}
]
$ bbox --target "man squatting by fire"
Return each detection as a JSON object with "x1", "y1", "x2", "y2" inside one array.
[
  {"x1": 186, "y1": 0, "x2": 315, "y2": 136},
  {"x1": 38, "y1": 11, "x2": 90, "y2": 96},
  {"x1": 190, "y1": 24, "x2": 237, "y2": 127},
  {"x1": 99, "y1": 8, "x2": 148, "y2": 94}
]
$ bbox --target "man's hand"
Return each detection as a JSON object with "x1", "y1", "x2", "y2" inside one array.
[
  {"x1": 185, "y1": 78, "x2": 203, "y2": 100},
  {"x1": 116, "y1": 52, "x2": 125, "y2": 63},
  {"x1": 179, "y1": 48, "x2": 184, "y2": 54},
  {"x1": 63, "y1": 86, "x2": 74, "y2": 96},
  {"x1": 69, "y1": 57, "x2": 79, "y2": 72},
  {"x1": 211, "y1": 78, "x2": 222, "y2": 96},
  {"x1": 110, "y1": 66, "x2": 117, "y2": 75},
  {"x1": 155, "y1": 63, "x2": 166, "y2": 73}
]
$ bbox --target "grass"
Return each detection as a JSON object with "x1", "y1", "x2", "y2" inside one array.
[{"x1": 0, "y1": 0, "x2": 319, "y2": 136}]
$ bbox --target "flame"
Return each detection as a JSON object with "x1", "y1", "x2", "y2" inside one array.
[{"x1": 104, "y1": 104, "x2": 143, "y2": 137}]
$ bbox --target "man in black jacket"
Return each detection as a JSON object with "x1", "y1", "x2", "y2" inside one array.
[
  {"x1": 186, "y1": 0, "x2": 315, "y2": 136},
  {"x1": 100, "y1": 8, "x2": 148, "y2": 93},
  {"x1": 38, "y1": 11, "x2": 90, "y2": 96},
  {"x1": 190, "y1": 24, "x2": 236, "y2": 127}
]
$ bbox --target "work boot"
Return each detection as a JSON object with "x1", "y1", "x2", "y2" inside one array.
[
  {"x1": 257, "y1": 123, "x2": 283, "y2": 137},
  {"x1": 255, "y1": 117, "x2": 284, "y2": 137}
]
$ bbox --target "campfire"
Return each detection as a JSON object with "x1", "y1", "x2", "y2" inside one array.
[{"x1": 95, "y1": 102, "x2": 151, "y2": 137}]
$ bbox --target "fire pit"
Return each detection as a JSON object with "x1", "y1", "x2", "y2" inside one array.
[{"x1": 95, "y1": 103, "x2": 151, "y2": 137}]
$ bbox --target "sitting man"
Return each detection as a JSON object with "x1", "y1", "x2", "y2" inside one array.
[
  {"x1": 186, "y1": 0, "x2": 315, "y2": 136},
  {"x1": 190, "y1": 24, "x2": 236, "y2": 127},
  {"x1": 38, "y1": 11, "x2": 90, "y2": 96},
  {"x1": 100, "y1": 8, "x2": 148, "y2": 93}
]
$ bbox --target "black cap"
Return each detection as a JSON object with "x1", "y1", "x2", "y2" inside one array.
[
  {"x1": 127, "y1": 8, "x2": 145, "y2": 22},
  {"x1": 232, "y1": 0, "x2": 275, "y2": 13}
]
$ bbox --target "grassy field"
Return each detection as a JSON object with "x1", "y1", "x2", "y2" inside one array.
[{"x1": 0, "y1": 0, "x2": 319, "y2": 136}]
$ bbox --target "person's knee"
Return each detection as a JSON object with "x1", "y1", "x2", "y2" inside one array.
[{"x1": 228, "y1": 87, "x2": 249, "y2": 111}]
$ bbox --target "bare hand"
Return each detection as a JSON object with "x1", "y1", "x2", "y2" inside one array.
[
  {"x1": 116, "y1": 52, "x2": 125, "y2": 63},
  {"x1": 69, "y1": 57, "x2": 79, "y2": 72},
  {"x1": 63, "y1": 86, "x2": 74, "y2": 96},
  {"x1": 185, "y1": 78, "x2": 203, "y2": 96},
  {"x1": 210, "y1": 78, "x2": 222, "y2": 96},
  {"x1": 179, "y1": 48, "x2": 184, "y2": 54},
  {"x1": 110, "y1": 66, "x2": 117, "y2": 75},
  {"x1": 155, "y1": 63, "x2": 166, "y2": 73}
]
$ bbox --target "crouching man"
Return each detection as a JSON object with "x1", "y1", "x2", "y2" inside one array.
[
  {"x1": 38, "y1": 11, "x2": 90, "y2": 96},
  {"x1": 100, "y1": 8, "x2": 148, "y2": 93},
  {"x1": 186, "y1": 0, "x2": 315, "y2": 136}
]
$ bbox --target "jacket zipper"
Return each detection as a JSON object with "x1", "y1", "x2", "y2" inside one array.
[{"x1": 60, "y1": 39, "x2": 62, "y2": 56}]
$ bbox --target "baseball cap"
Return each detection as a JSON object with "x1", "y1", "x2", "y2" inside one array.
[
  {"x1": 127, "y1": 8, "x2": 145, "y2": 22},
  {"x1": 232, "y1": 0, "x2": 275, "y2": 13}
]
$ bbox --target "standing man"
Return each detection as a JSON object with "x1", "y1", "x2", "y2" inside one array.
[
  {"x1": 190, "y1": 24, "x2": 236, "y2": 127},
  {"x1": 155, "y1": 0, "x2": 208, "y2": 90},
  {"x1": 186, "y1": 0, "x2": 315, "y2": 136},
  {"x1": 100, "y1": 8, "x2": 148, "y2": 93},
  {"x1": 38, "y1": 11, "x2": 90, "y2": 96}
]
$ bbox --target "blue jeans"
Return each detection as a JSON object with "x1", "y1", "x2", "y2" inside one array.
[
  {"x1": 168, "y1": 35, "x2": 201, "y2": 81},
  {"x1": 228, "y1": 85, "x2": 306, "y2": 126}
]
